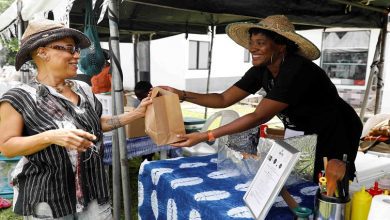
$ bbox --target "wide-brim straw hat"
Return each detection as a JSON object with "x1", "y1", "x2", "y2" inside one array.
[
  {"x1": 15, "y1": 19, "x2": 90, "y2": 71},
  {"x1": 226, "y1": 15, "x2": 320, "y2": 60}
]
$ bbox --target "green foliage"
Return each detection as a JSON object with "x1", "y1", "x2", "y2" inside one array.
[
  {"x1": 0, "y1": 202, "x2": 22, "y2": 220},
  {"x1": 0, "y1": 0, "x2": 13, "y2": 13},
  {"x1": 0, "y1": 0, "x2": 18, "y2": 67},
  {"x1": 0, "y1": 38, "x2": 19, "y2": 66}
]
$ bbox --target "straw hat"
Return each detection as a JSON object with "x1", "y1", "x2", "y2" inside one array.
[
  {"x1": 15, "y1": 19, "x2": 90, "y2": 71},
  {"x1": 226, "y1": 15, "x2": 320, "y2": 60}
]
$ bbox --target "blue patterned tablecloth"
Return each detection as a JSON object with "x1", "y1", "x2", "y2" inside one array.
[
  {"x1": 138, "y1": 154, "x2": 317, "y2": 220},
  {"x1": 103, "y1": 136, "x2": 175, "y2": 165}
]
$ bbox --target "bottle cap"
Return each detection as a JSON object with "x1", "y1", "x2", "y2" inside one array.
[
  {"x1": 354, "y1": 186, "x2": 372, "y2": 201},
  {"x1": 367, "y1": 182, "x2": 383, "y2": 197},
  {"x1": 293, "y1": 206, "x2": 312, "y2": 218}
]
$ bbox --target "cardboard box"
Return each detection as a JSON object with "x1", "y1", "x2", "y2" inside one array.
[
  {"x1": 124, "y1": 107, "x2": 147, "y2": 138},
  {"x1": 96, "y1": 93, "x2": 128, "y2": 116}
]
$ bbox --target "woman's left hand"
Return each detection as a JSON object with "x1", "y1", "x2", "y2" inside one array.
[
  {"x1": 170, "y1": 132, "x2": 208, "y2": 147},
  {"x1": 134, "y1": 97, "x2": 152, "y2": 116}
]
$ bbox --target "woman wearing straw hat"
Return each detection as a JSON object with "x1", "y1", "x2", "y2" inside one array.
[
  {"x1": 162, "y1": 15, "x2": 362, "y2": 182},
  {"x1": 0, "y1": 19, "x2": 152, "y2": 219}
]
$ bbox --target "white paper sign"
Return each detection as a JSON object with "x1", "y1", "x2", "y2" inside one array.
[{"x1": 243, "y1": 140, "x2": 300, "y2": 219}]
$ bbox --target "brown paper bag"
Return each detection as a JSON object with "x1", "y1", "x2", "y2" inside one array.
[
  {"x1": 145, "y1": 87, "x2": 186, "y2": 145},
  {"x1": 124, "y1": 107, "x2": 147, "y2": 138}
]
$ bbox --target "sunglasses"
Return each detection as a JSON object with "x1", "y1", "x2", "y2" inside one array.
[
  {"x1": 83, "y1": 144, "x2": 100, "y2": 162},
  {"x1": 45, "y1": 45, "x2": 81, "y2": 55},
  {"x1": 83, "y1": 130, "x2": 102, "y2": 163}
]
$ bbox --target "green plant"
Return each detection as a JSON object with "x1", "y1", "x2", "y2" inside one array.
[
  {"x1": 0, "y1": 202, "x2": 22, "y2": 220},
  {"x1": 0, "y1": 38, "x2": 19, "y2": 66},
  {"x1": 0, "y1": 0, "x2": 13, "y2": 13}
]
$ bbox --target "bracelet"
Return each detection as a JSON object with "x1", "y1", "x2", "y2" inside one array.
[
  {"x1": 207, "y1": 130, "x2": 216, "y2": 142},
  {"x1": 182, "y1": 90, "x2": 187, "y2": 101}
]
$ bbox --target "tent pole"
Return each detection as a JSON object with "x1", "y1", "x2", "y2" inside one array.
[
  {"x1": 133, "y1": 33, "x2": 140, "y2": 83},
  {"x1": 204, "y1": 25, "x2": 215, "y2": 119},
  {"x1": 374, "y1": 13, "x2": 389, "y2": 114},
  {"x1": 108, "y1": 0, "x2": 122, "y2": 218},
  {"x1": 16, "y1": 0, "x2": 25, "y2": 83},
  {"x1": 108, "y1": 0, "x2": 132, "y2": 219},
  {"x1": 110, "y1": 102, "x2": 121, "y2": 220},
  {"x1": 359, "y1": 33, "x2": 381, "y2": 121}
]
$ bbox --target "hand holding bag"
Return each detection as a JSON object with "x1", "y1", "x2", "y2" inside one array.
[{"x1": 145, "y1": 87, "x2": 186, "y2": 145}]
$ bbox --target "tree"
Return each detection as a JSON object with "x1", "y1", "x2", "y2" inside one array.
[
  {"x1": 0, "y1": 1, "x2": 19, "y2": 66},
  {"x1": 0, "y1": 38, "x2": 19, "y2": 66},
  {"x1": 0, "y1": 0, "x2": 14, "y2": 13}
]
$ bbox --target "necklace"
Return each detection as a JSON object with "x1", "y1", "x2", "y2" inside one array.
[
  {"x1": 33, "y1": 77, "x2": 75, "y2": 94},
  {"x1": 53, "y1": 80, "x2": 74, "y2": 93}
]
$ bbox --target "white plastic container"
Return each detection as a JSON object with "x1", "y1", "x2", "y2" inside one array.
[{"x1": 378, "y1": 175, "x2": 390, "y2": 190}]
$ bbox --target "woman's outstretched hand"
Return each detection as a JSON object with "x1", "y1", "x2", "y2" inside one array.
[
  {"x1": 47, "y1": 129, "x2": 97, "y2": 152},
  {"x1": 158, "y1": 86, "x2": 178, "y2": 94},
  {"x1": 135, "y1": 96, "x2": 153, "y2": 117},
  {"x1": 170, "y1": 132, "x2": 208, "y2": 147},
  {"x1": 157, "y1": 86, "x2": 187, "y2": 99}
]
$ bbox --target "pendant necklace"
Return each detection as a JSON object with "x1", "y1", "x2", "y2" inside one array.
[{"x1": 53, "y1": 80, "x2": 74, "y2": 93}]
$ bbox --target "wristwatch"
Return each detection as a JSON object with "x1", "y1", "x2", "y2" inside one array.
[{"x1": 207, "y1": 130, "x2": 216, "y2": 142}]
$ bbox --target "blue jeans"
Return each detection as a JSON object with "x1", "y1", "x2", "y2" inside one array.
[{"x1": 24, "y1": 200, "x2": 112, "y2": 220}]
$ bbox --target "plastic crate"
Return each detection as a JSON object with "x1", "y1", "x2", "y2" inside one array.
[
  {"x1": 102, "y1": 136, "x2": 174, "y2": 165},
  {"x1": 0, "y1": 155, "x2": 21, "y2": 199},
  {"x1": 95, "y1": 94, "x2": 112, "y2": 116}
]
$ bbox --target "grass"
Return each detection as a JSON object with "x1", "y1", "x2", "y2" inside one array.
[
  {"x1": 0, "y1": 156, "x2": 146, "y2": 220},
  {"x1": 0, "y1": 203, "x2": 21, "y2": 220},
  {"x1": 0, "y1": 102, "x2": 265, "y2": 219}
]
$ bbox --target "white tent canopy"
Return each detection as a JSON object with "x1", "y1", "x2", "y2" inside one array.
[
  {"x1": 0, "y1": 0, "x2": 90, "y2": 35},
  {"x1": 323, "y1": 31, "x2": 370, "y2": 50}
]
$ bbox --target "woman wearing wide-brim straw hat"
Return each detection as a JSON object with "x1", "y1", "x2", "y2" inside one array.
[
  {"x1": 0, "y1": 18, "x2": 152, "y2": 219},
  {"x1": 161, "y1": 15, "x2": 362, "y2": 183}
]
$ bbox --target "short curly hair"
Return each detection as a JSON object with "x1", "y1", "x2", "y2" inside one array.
[{"x1": 134, "y1": 81, "x2": 152, "y2": 100}]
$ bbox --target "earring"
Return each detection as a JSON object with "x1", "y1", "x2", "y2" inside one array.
[
  {"x1": 282, "y1": 56, "x2": 285, "y2": 64},
  {"x1": 270, "y1": 54, "x2": 273, "y2": 64},
  {"x1": 38, "y1": 54, "x2": 48, "y2": 61}
]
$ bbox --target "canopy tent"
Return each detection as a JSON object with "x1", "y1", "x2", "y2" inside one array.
[
  {"x1": 66, "y1": 0, "x2": 390, "y2": 118},
  {"x1": 1, "y1": 0, "x2": 389, "y2": 40},
  {"x1": 0, "y1": 0, "x2": 76, "y2": 38},
  {"x1": 65, "y1": 0, "x2": 390, "y2": 42},
  {"x1": 68, "y1": 0, "x2": 259, "y2": 42},
  {"x1": 1, "y1": 0, "x2": 390, "y2": 39}
]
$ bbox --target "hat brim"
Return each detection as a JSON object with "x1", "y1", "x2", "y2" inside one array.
[
  {"x1": 15, "y1": 27, "x2": 90, "y2": 71},
  {"x1": 226, "y1": 22, "x2": 320, "y2": 61}
]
